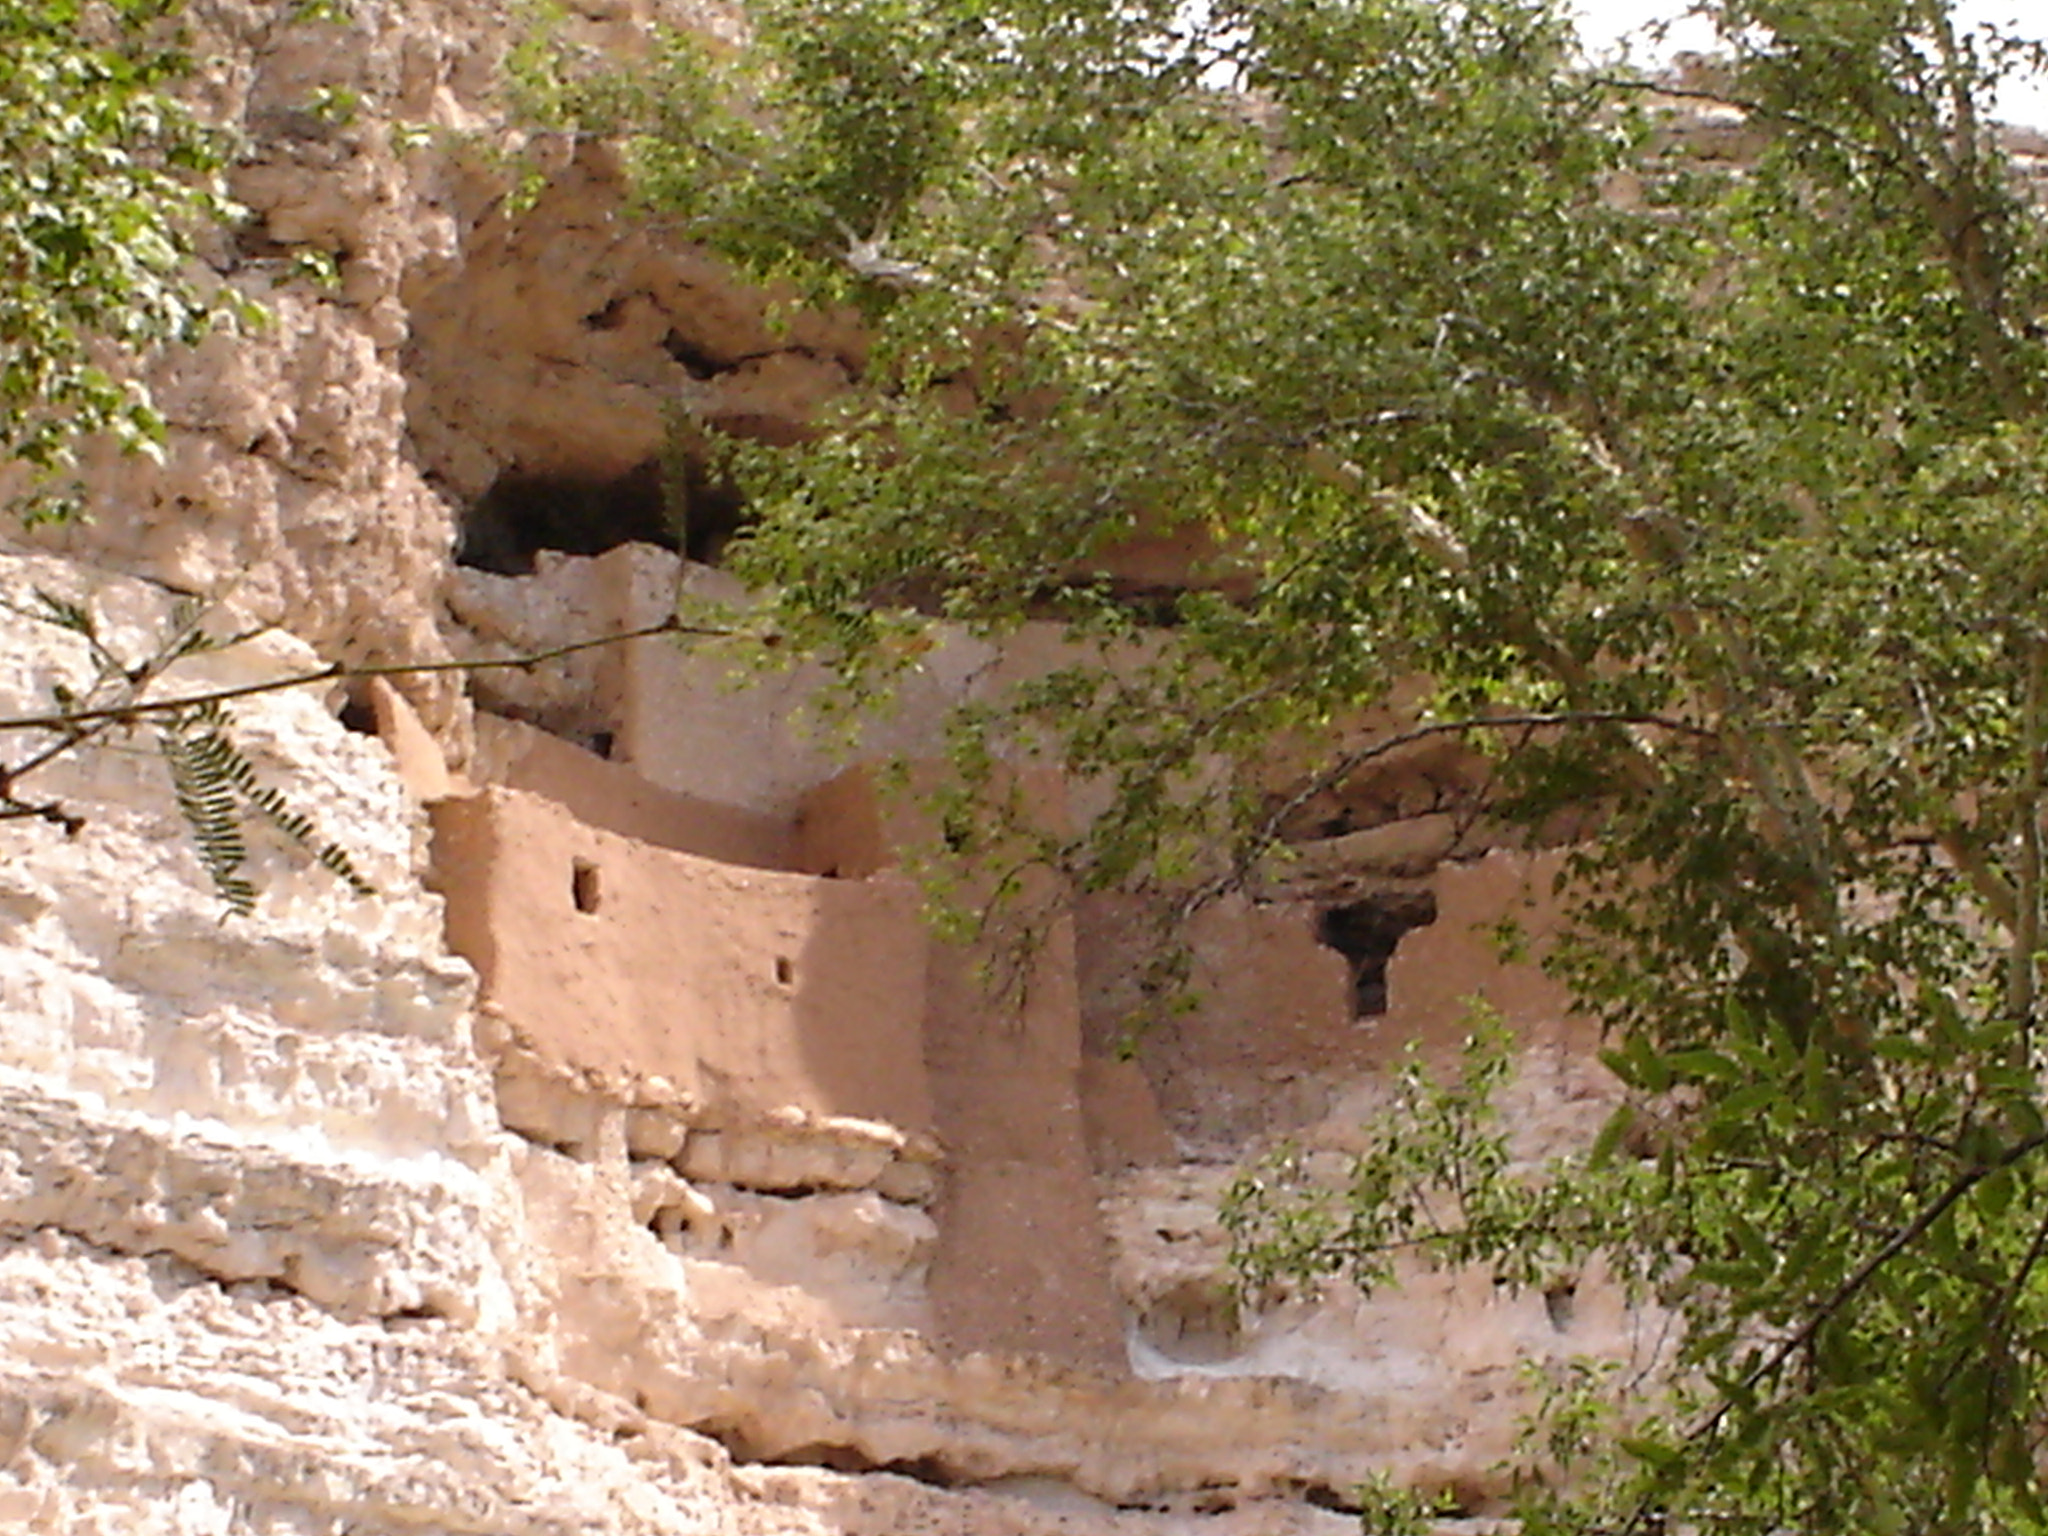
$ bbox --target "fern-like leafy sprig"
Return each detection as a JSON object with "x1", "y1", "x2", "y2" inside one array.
[
  {"x1": 6, "y1": 586, "x2": 375, "y2": 914},
  {"x1": 156, "y1": 698, "x2": 376, "y2": 915}
]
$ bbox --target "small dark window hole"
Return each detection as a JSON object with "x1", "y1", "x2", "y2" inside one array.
[
  {"x1": 1544, "y1": 1281, "x2": 1578, "y2": 1332},
  {"x1": 337, "y1": 688, "x2": 378, "y2": 736},
  {"x1": 572, "y1": 859, "x2": 603, "y2": 914},
  {"x1": 1317, "y1": 891, "x2": 1438, "y2": 1016},
  {"x1": 774, "y1": 956, "x2": 794, "y2": 986}
]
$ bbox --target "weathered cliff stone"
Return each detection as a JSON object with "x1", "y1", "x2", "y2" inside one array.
[
  {"x1": 0, "y1": 1236, "x2": 1391, "y2": 1536},
  {"x1": 404, "y1": 143, "x2": 866, "y2": 506}
]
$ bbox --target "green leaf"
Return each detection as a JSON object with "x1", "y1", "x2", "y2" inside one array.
[
  {"x1": 1618, "y1": 1434, "x2": 1683, "y2": 1470},
  {"x1": 1588, "y1": 1101, "x2": 1636, "y2": 1170},
  {"x1": 1974, "y1": 1165, "x2": 2016, "y2": 1221},
  {"x1": 1666, "y1": 1048, "x2": 1743, "y2": 1082}
]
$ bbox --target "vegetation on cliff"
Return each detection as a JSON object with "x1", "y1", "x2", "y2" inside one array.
[
  {"x1": 528, "y1": 0, "x2": 2048, "y2": 1527},
  {"x1": 0, "y1": 0, "x2": 239, "y2": 523}
]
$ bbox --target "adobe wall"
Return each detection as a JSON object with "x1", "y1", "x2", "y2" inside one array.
[
  {"x1": 450, "y1": 543, "x2": 1178, "y2": 826},
  {"x1": 1377, "y1": 851, "x2": 1581, "y2": 1066},
  {"x1": 921, "y1": 894, "x2": 1130, "y2": 1372},
  {"x1": 1077, "y1": 891, "x2": 1358, "y2": 1152},
  {"x1": 791, "y1": 761, "x2": 897, "y2": 879},
  {"x1": 609, "y1": 557, "x2": 1001, "y2": 819},
  {"x1": 431, "y1": 784, "x2": 932, "y2": 1134},
  {"x1": 474, "y1": 711, "x2": 795, "y2": 872},
  {"x1": 792, "y1": 763, "x2": 1136, "y2": 1371},
  {"x1": 1084, "y1": 846, "x2": 1599, "y2": 1159},
  {"x1": 1319, "y1": 849, "x2": 1608, "y2": 1165},
  {"x1": 448, "y1": 544, "x2": 996, "y2": 817},
  {"x1": 431, "y1": 756, "x2": 1138, "y2": 1373}
]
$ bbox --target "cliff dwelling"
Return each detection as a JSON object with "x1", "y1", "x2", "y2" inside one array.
[
  {"x1": 408, "y1": 535, "x2": 1617, "y2": 1502},
  {"x1": 0, "y1": 53, "x2": 1641, "y2": 1525},
  {"x1": 9, "y1": 0, "x2": 2026, "y2": 1528}
]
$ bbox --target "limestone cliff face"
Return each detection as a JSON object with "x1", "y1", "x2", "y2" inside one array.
[
  {"x1": 0, "y1": 4, "x2": 1670, "y2": 1532},
  {"x1": 0, "y1": 547, "x2": 1626, "y2": 1534}
]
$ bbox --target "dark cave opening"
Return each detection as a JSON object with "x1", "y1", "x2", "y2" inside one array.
[
  {"x1": 336, "y1": 684, "x2": 379, "y2": 736},
  {"x1": 662, "y1": 327, "x2": 732, "y2": 381},
  {"x1": 455, "y1": 457, "x2": 750, "y2": 575},
  {"x1": 1317, "y1": 890, "x2": 1439, "y2": 1017}
]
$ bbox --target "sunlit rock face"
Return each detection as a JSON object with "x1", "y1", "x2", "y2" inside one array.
[
  {"x1": 0, "y1": 2, "x2": 1797, "y2": 1530},
  {"x1": 0, "y1": 541, "x2": 1633, "y2": 1532}
]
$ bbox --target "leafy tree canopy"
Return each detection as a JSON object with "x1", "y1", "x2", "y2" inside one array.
[
  {"x1": 533, "y1": 0, "x2": 2048, "y2": 1527},
  {"x1": 0, "y1": 0, "x2": 238, "y2": 522}
]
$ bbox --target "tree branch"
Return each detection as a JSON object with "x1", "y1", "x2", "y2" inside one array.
[
  {"x1": 2007, "y1": 636, "x2": 2044, "y2": 1046},
  {"x1": 1255, "y1": 708, "x2": 1714, "y2": 852},
  {"x1": 0, "y1": 614, "x2": 744, "y2": 737},
  {"x1": 0, "y1": 610, "x2": 753, "y2": 847},
  {"x1": 1629, "y1": 1129, "x2": 2048, "y2": 1533}
]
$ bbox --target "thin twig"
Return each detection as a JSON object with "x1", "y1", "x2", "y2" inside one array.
[
  {"x1": 1, "y1": 598, "x2": 252, "y2": 788},
  {"x1": 1588, "y1": 75, "x2": 1867, "y2": 159},
  {"x1": 0, "y1": 615, "x2": 744, "y2": 736},
  {"x1": 0, "y1": 797, "x2": 85, "y2": 833},
  {"x1": 1253, "y1": 708, "x2": 1712, "y2": 858}
]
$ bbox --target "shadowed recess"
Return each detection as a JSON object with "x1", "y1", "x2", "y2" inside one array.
[
  {"x1": 1317, "y1": 891, "x2": 1439, "y2": 1016},
  {"x1": 456, "y1": 458, "x2": 750, "y2": 574}
]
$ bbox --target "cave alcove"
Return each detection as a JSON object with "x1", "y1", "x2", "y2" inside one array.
[{"x1": 456, "y1": 456, "x2": 750, "y2": 575}]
